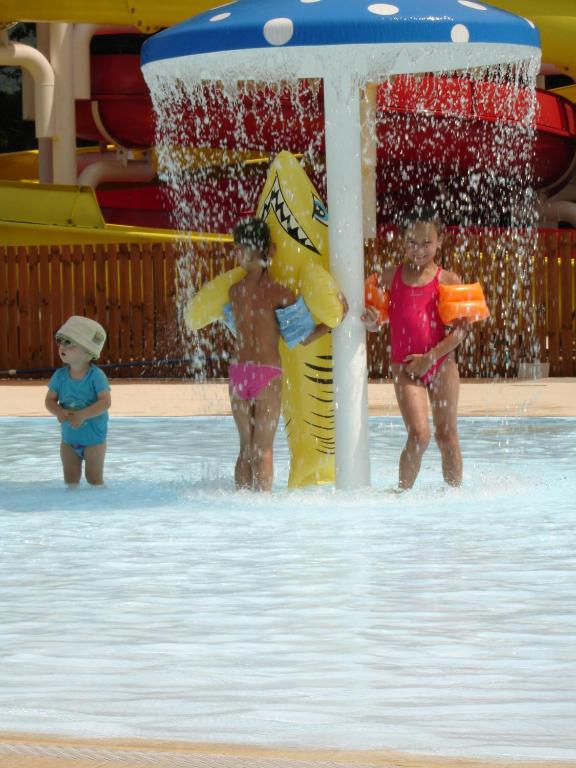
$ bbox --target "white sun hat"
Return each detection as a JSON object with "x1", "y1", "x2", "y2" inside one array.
[{"x1": 57, "y1": 316, "x2": 107, "y2": 359}]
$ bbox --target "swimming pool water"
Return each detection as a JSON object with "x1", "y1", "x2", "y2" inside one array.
[{"x1": 0, "y1": 416, "x2": 575, "y2": 759}]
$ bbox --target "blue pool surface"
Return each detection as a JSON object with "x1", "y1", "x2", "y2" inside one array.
[{"x1": 0, "y1": 416, "x2": 575, "y2": 759}]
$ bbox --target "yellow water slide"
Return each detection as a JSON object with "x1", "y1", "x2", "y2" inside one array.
[
  {"x1": 0, "y1": 0, "x2": 216, "y2": 34},
  {"x1": 0, "y1": 180, "x2": 227, "y2": 246},
  {"x1": 490, "y1": 0, "x2": 576, "y2": 85}
]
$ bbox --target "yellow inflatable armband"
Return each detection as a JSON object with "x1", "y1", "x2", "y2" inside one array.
[
  {"x1": 438, "y1": 282, "x2": 490, "y2": 324},
  {"x1": 299, "y1": 261, "x2": 344, "y2": 328},
  {"x1": 183, "y1": 266, "x2": 246, "y2": 331}
]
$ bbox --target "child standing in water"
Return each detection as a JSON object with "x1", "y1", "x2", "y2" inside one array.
[
  {"x1": 363, "y1": 208, "x2": 468, "y2": 489},
  {"x1": 228, "y1": 217, "x2": 345, "y2": 492},
  {"x1": 45, "y1": 316, "x2": 111, "y2": 486}
]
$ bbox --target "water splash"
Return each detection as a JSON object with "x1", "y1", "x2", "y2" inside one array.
[
  {"x1": 367, "y1": 60, "x2": 540, "y2": 378},
  {"x1": 147, "y1": 56, "x2": 539, "y2": 381},
  {"x1": 149, "y1": 76, "x2": 326, "y2": 379}
]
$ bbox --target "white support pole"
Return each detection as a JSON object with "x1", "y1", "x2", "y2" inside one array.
[
  {"x1": 50, "y1": 23, "x2": 77, "y2": 185},
  {"x1": 360, "y1": 82, "x2": 378, "y2": 240},
  {"x1": 37, "y1": 24, "x2": 53, "y2": 184},
  {"x1": 73, "y1": 24, "x2": 101, "y2": 100},
  {"x1": 323, "y1": 73, "x2": 370, "y2": 490}
]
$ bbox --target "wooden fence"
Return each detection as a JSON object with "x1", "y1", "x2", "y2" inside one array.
[{"x1": 1, "y1": 229, "x2": 574, "y2": 379}]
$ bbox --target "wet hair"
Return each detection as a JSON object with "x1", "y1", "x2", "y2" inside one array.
[
  {"x1": 403, "y1": 205, "x2": 444, "y2": 235},
  {"x1": 233, "y1": 217, "x2": 271, "y2": 258}
]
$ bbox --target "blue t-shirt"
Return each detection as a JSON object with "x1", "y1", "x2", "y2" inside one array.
[{"x1": 48, "y1": 365, "x2": 110, "y2": 446}]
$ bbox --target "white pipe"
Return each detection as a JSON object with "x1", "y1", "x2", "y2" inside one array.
[
  {"x1": 324, "y1": 72, "x2": 370, "y2": 490},
  {"x1": 50, "y1": 23, "x2": 77, "y2": 185},
  {"x1": 538, "y1": 200, "x2": 576, "y2": 227},
  {"x1": 21, "y1": 69, "x2": 35, "y2": 120},
  {"x1": 77, "y1": 159, "x2": 155, "y2": 188},
  {"x1": 0, "y1": 35, "x2": 55, "y2": 138},
  {"x1": 72, "y1": 23, "x2": 139, "y2": 100},
  {"x1": 76, "y1": 150, "x2": 116, "y2": 172}
]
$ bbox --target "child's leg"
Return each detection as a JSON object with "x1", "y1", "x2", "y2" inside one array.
[
  {"x1": 60, "y1": 442, "x2": 82, "y2": 485},
  {"x1": 84, "y1": 443, "x2": 106, "y2": 485},
  {"x1": 252, "y1": 376, "x2": 282, "y2": 492},
  {"x1": 393, "y1": 367, "x2": 431, "y2": 489},
  {"x1": 429, "y1": 359, "x2": 462, "y2": 486},
  {"x1": 230, "y1": 385, "x2": 256, "y2": 489}
]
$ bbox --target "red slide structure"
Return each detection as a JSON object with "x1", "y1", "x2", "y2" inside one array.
[{"x1": 76, "y1": 47, "x2": 576, "y2": 232}]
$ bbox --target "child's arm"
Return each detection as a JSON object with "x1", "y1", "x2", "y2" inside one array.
[
  {"x1": 45, "y1": 390, "x2": 69, "y2": 423},
  {"x1": 67, "y1": 390, "x2": 111, "y2": 429},
  {"x1": 361, "y1": 305, "x2": 381, "y2": 333},
  {"x1": 404, "y1": 319, "x2": 468, "y2": 379},
  {"x1": 362, "y1": 266, "x2": 395, "y2": 332},
  {"x1": 301, "y1": 323, "x2": 330, "y2": 346},
  {"x1": 423, "y1": 318, "x2": 468, "y2": 361},
  {"x1": 301, "y1": 292, "x2": 349, "y2": 346}
]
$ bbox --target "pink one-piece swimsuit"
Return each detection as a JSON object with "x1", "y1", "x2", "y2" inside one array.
[{"x1": 388, "y1": 265, "x2": 448, "y2": 385}]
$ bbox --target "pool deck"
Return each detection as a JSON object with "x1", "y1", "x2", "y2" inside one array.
[
  {"x1": 0, "y1": 733, "x2": 574, "y2": 768},
  {"x1": 1, "y1": 377, "x2": 575, "y2": 417}
]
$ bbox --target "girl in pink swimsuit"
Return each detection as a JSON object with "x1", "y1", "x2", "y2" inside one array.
[{"x1": 362, "y1": 208, "x2": 469, "y2": 490}]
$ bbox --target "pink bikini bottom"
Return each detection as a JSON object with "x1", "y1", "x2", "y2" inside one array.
[{"x1": 229, "y1": 362, "x2": 282, "y2": 401}]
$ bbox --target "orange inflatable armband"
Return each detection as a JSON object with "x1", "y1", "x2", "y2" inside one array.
[
  {"x1": 438, "y1": 282, "x2": 490, "y2": 324},
  {"x1": 365, "y1": 273, "x2": 390, "y2": 324}
]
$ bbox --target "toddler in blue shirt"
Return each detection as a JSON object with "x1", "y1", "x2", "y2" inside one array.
[{"x1": 45, "y1": 316, "x2": 111, "y2": 485}]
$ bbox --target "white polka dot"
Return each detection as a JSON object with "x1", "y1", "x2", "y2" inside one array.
[
  {"x1": 451, "y1": 23, "x2": 470, "y2": 43},
  {"x1": 263, "y1": 18, "x2": 294, "y2": 46},
  {"x1": 524, "y1": 17, "x2": 536, "y2": 29},
  {"x1": 300, "y1": 0, "x2": 321, "y2": 3},
  {"x1": 209, "y1": 12, "x2": 230, "y2": 21},
  {"x1": 457, "y1": 0, "x2": 487, "y2": 9},
  {"x1": 367, "y1": 4, "x2": 399, "y2": 16}
]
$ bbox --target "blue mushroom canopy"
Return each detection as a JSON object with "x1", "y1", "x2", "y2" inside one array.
[{"x1": 142, "y1": 0, "x2": 539, "y2": 66}]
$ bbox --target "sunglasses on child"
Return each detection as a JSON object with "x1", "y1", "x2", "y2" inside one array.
[{"x1": 54, "y1": 335, "x2": 77, "y2": 348}]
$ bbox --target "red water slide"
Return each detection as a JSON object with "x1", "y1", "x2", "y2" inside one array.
[{"x1": 75, "y1": 52, "x2": 576, "y2": 230}]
